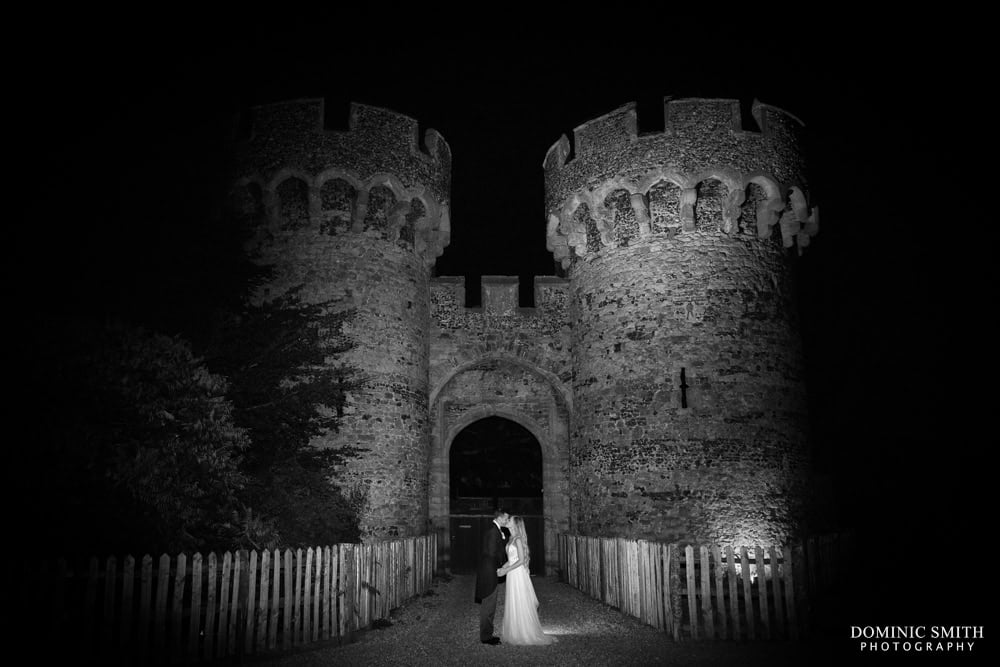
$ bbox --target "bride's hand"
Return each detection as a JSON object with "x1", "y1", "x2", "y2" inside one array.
[{"x1": 496, "y1": 568, "x2": 503, "y2": 576}]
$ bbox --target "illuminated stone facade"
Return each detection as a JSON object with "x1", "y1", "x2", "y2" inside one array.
[
  {"x1": 228, "y1": 97, "x2": 819, "y2": 569},
  {"x1": 544, "y1": 98, "x2": 818, "y2": 547}
]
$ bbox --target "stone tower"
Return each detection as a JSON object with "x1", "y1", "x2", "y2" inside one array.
[
  {"x1": 228, "y1": 100, "x2": 451, "y2": 538},
  {"x1": 544, "y1": 98, "x2": 819, "y2": 546}
]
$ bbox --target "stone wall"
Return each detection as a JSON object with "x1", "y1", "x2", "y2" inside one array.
[
  {"x1": 566, "y1": 233, "x2": 809, "y2": 545},
  {"x1": 224, "y1": 94, "x2": 820, "y2": 558},
  {"x1": 230, "y1": 100, "x2": 451, "y2": 539},
  {"x1": 546, "y1": 97, "x2": 818, "y2": 546},
  {"x1": 428, "y1": 276, "x2": 572, "y2": 572}
]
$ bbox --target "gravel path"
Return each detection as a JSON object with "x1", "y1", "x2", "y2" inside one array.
[{"x1": 248, "y1": 574, "x2": 840, "y2": 666}]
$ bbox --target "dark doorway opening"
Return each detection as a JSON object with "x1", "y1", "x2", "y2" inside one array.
[{"x1": 449, "y1": 416, "x2": 544, "y2": 575}]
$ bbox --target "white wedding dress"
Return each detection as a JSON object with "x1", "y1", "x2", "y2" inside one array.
[{"x1": 501, "y1": 541, "x2": 555, "y2": 645}]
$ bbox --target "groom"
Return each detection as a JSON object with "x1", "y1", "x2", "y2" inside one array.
[{"x1": 474, "y1": 509, "x2": 510, "y2": 644}]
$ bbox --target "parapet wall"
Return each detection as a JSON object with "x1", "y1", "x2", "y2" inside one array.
[
  {"x1": 430, "y1": 275, "x2": 572, "y2": 399},
  {"x1": 544, "y1": 98, "x2": 807, "y2": 215},
  {"x1": 235, "y1": 99, "x2": 451, "y2": 205},
  {"x1": 431, "y1": 275, "x2": 569, "y2": 327}
]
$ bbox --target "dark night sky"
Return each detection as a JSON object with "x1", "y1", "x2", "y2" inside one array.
[{"x1": 10, "y1": 13, "x2": 992, "y2": 615}]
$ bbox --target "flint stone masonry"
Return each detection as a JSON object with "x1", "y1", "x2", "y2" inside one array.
[
  {"x1": 566, "y1": 235, "x2": 809, "y2": 545},
  {"x1": 231, "y1": 101, "x2": 449, "y2": 539},
  {"x1": 226, "y1": 96, "x2": 820, "y2": 569},
  {"x1": 428, "y1": 276, "x2": 572, "y2": 572},
  {"x1": 546, "y1": 97, "x2": 817, "y2": 547},
  {"x1": 544, "y1": 98, "x2": 806, "y2": 210},
  {"x1": 236, "y1": 99, "x2": 451, "y2": 202}
]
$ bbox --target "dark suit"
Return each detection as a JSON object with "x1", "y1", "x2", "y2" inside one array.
[{"x1": 474, "y1": 519, "x2": 507, "y2": 641}]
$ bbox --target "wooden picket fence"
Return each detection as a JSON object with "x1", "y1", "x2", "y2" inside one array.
[
  {"x1": 558, "y1": 533, "x2": 852, "y2": 641},
  {"x1": 12, "y1": 534, "x2": 437, "y2": 663}
]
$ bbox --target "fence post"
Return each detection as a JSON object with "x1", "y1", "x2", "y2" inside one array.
[
  {"x1": 205, "y1": 552, "x2": 217, "y2": 660},
  {"x1": 188, "y1": 553, "x2": 202, "y2": 662},
  {"x1": 322, "y1": 546, "x2": 332, "y2": 642},
  {"x1": 755, "y1": 546, "x2": 769, "y2": 640},
  {"x1": 650, "y1": 542, "x2": 662, "y2": 630},
  {"x1": 121, "y1": 555, "x2": 135, "y2": 658},
  {"x1": 294, "y1": 548, "x2": 305, "y2": 646},
  {"x1": 658, "y1": 543, "x2": 669, "y2": 635},
  {"x1": 102, "y1": 555, "x2": 116, "y2": 659},
  {"x1": 154, "y1": 554, "x2": 170, "y2": 658},
  {"x1": 217, "y1": 552, "x2": 232, "y2": 658},
  {"x1": 312, "y1": 546, "x2": 323, "y2": 641},
  {"x1": 228, "y1": 551, "x2": 243, "y2": 656},
  {"x1": 788, "y1": 542, "x2": 804, "y2": 639},
  {"x1": 271, "y1": 549, "x2": 282, "y2": 651},
  {"x1": 700, "y1": 546, "x2": 714, "y2": 639},
  {"x1": 740, "y1": 547, "x2": 755, "y2": 640},
  {"x1": 567, "y1": 536, "x2": 576, "y2": 588},
  {"x1": 303, "y1": 548, "x2": 313, "y2": 644},
  {"x1": 245, "y1": 549, "x2": 258, "y2": 656},
  {"x1": 712, "y1": 545, "x2": 726, "y2": 641},
  {"x1": 256, "y1": 549, "x2": 271, "y2": 654},
  {"x1": 344, "y1": 543, "x2": 357, "y2": 635},
  {"x1": 138, "y1": 555, "x2": 153, "y2": 662},
  {"x1": 171, "y1": 553, "x2": 187, "y2": 663},
  {"x1": 771, "y1": 546, "x2": 786, "y2": 640},
  {"x1": 669, "y1": 544, "x2": 682, "y2": 641},
  {"x1": 264, "y1": 549, "x2": 278, "y2": 652},
  {"x1": 726, "y1": 546, "x2": 739, "y2": 641},
  {"x1": 685, "y1": 546, "x2": 697, "y2": 640}
]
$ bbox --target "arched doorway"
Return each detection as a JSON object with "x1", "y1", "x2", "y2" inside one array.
[{"x1": 449, "y1": 416, "x2": 545, "y2": 575}]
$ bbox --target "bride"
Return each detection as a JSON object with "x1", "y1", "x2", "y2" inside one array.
[{"x1": 496, "y1": 516, "x2": 556, "y2": 645}]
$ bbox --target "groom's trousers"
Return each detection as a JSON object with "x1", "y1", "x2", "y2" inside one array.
[{"x1": 479, "y1": 587, "x2": 498, "y2": 640}]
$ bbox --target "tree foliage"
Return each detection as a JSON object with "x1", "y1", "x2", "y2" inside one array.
[
  {"x1": 19, "y1": 319, "x2": 250, "y2": 557},
  {"x1": 206, "y1": 289, "x2": 367, "y2": 548}
]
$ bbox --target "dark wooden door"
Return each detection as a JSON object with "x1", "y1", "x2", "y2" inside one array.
[
  {"x1": 450, "y1": 499, "x2": 544, "y2": 575},
  {"x1": 450, "y1": 516, "x2": 481, "y2": 574}
]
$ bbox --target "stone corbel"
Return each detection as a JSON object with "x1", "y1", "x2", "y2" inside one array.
[
  {"x1": 546, "y1": 213, "x2": 572, "y2": 268},
  {"x1": 722, "y1": 188, "x2": 745, "y2": 235},
  {"x1": 778, "y1": 208, "x2": 798, "y2": 248},
  {"x1": 630, "y1": 192, "x2": 651, "y2": 238},
  {"x1": 680, "y1": 188, "x2": 697, "y2": 231},
  {"x1": 592, "y1": 200, "x2": 615, "y2": 248},
  {"x1": 789, "y1": 188, "x2": 810, "y2": 227},
  {"x1": 417, "y1": 201, "x2": 450, "y2": 267},
  {"x1": 796, "y1": 206, "x2": 820, "y2": 253},
  {"x1": 756, "y1": 196, "x2": 784, "y2": 239},
  {"x1": 387, "y1": 200, "x2": 413, "y2": 242},
  {"x1": 263, "y1": 186, "x2": 280, "y2": 229},
  {"x1": 307, "y1": 184, "x2": 321, "y2": 225},
  {"x1": 562, "y1": 211, "x2": 589, "y2": 261},
  {"x1": 352, "y1": 189, "x2": 370, "y2": 233},
  {"x1": 804, "y1": 205, "x2": 819, "y2": 238}
]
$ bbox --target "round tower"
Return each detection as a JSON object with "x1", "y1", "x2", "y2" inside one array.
[
  {"x1": 229, "y1": 99, "x2": 451, "y2": 538},
  {"x1": 544, "y1": 97, "x2": 819, "y2": 546}
]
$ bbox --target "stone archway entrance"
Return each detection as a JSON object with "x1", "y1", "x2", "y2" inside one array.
[
  {"x1": 449, "y1": 417, "x2": 544, "y2": 575},
  {"x1": 427, "y1": 356, "x2": 571, "y2": 575}
]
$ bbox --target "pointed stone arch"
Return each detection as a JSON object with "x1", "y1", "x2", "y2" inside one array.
[
  {"x1": 428, "y1": 355, "x2": 571, "y2": 575},
  {"x1": 266, "y1": 169, "x2": 313, "y2": 230}
]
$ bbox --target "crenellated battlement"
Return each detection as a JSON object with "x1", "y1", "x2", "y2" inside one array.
[
  {"x1": 544, "y1": 98, "x2": 807, "y2": 212},
  {"x1": 544, "y1": 97, "x2": 816, "y2": 267},
  {"x1": 217, "y1": 88, "x2": 821, "y2": 551},
  {"x1": 430, "y1": 275, "x2": 569, "y2": 327},
  {"x1": 234, "y1": 99, "x2": 451, "y2": 206},
  {"x1": 229, "y1": 99, "x2": 452, "y2": 266},
  {"x1": 546, "y1": 98, "x2": 804, "y2": 171}
]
